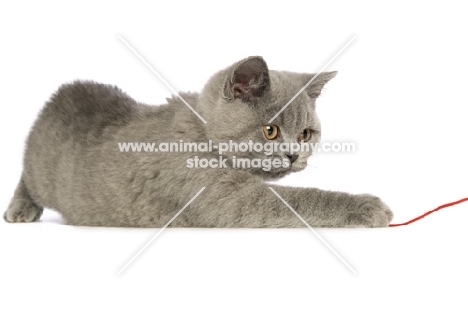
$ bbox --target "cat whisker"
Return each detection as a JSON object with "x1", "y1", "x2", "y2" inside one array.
[{"x1": 306, "y1": 163, "x2": 319, "y2": 169}]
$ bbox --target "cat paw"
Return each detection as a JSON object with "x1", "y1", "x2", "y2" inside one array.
[
  {"x1": 343, "y1": 194, "x2": 393, "y2": 227},
  {"x1": 3, "y1": 198, "x2": 43, "y2": 223}
]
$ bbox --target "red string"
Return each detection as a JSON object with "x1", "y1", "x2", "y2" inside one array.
[{"x1": 389, "y1": 197, "x2": 468, "y2": 227}]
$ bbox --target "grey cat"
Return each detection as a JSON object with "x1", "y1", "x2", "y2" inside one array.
[{"x1": 3, "y1": 56, "x2": 393, "y2": 227}]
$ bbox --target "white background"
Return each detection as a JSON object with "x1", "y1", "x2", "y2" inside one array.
[{"x1": 1, "y1": 1, "x2": 467, "y2": 309}]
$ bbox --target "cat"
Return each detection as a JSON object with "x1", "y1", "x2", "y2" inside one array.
[{"x1": 3, "y1": 56, "x2": 393, "y2": 227}]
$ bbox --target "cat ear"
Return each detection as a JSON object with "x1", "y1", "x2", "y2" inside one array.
[
  {"x1": 223, "y1": 56, "x2": 270, "y2": 102},
  {"x1": 305, "y1": 71, "x2": 337, "y2": 98}
]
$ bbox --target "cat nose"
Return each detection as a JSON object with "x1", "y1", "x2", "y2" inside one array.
[{"x1": 286, "y1": 154, "x2": 298, "y2": 164}]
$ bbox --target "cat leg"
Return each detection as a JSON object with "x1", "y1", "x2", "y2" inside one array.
[
  {"x1": 188, "y1": 179, "x2": 393, "y2": 228},
  {"x1": 3, "y1": 177, "x2": 43, "y2": 223},
  {"x1": 266, "y1": 185, "x2": 393, "y2": 227}
]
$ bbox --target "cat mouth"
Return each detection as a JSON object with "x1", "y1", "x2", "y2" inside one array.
[{"x1": 290, "y1": 161, "x2": 307, "y2": 172}]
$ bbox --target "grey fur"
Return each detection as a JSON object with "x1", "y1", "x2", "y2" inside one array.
[{"x1": 4, "y1": 56, "x2": 393, "y2": 227}]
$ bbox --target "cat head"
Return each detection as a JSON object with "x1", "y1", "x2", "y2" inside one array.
[{"x1": 199, "y1": 56, "x2": 337, "y2": 179}]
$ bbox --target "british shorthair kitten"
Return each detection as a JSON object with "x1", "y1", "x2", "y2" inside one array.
[{"x1": 4, "y1": 56, "x2": 393, "y2": 227}]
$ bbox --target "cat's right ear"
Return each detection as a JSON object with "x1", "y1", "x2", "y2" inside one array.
[{"x1": 223, "y1": 56, "x2": 270, "y2": 103}]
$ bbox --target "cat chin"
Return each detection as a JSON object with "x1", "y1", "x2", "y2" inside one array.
[
  {"x1": 250, "y1": 168, "x2": 293, "y2": 181},
  {"x1": 250, "y1": 164, "x2": 309, "y2": 180},
  {"x1": 291, "y1": 166, "x2": 307, "y2": 173}
]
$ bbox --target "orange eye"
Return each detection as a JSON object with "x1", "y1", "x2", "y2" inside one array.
[
  {"x1": 263, "y1": 125, "x2": 279, "y2": 140},
  {"x1": 298, "y1": 128, "x2": 312, "y2": 142}
]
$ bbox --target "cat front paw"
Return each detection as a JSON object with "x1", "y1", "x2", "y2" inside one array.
[{"x1": 343, "y1": 194, "x2": 393, "y2": 227}]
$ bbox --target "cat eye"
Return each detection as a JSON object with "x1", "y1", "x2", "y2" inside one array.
[
  {"x1": 298, "y1": 128, "x2": 312, "y2": 142},
  {"x1": 263, "y1": 125, "x2": 279, "y2": 140}
]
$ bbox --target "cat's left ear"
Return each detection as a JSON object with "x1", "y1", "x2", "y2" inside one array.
[
  {"x1": 223, "y1": 56, "x2": 270, "y2": 102},
  {"x1": 304, "y1": 71, "x2": 338, "y2": 98}
]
